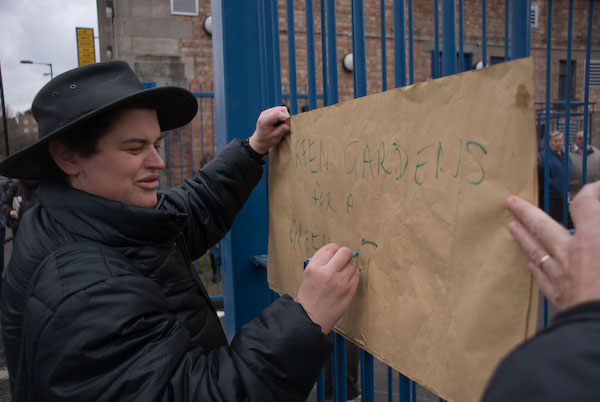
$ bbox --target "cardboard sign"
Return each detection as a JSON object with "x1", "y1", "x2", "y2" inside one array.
[{"x1": 267, "y1": 58, "x2": 538, "y2": 402}]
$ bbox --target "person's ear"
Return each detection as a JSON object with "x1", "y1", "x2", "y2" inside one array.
[{"x1": 48, "y1": 140, "x2": 80, "y2": 176}]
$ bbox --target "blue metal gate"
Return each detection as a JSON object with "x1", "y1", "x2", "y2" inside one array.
[{"x1": 164, "y1": 1, "x2": 600, "y2": 401}]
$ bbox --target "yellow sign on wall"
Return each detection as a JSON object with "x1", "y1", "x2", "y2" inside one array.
[{"x1": 76, "y1": 27, "x2": 96, "y2": 66}]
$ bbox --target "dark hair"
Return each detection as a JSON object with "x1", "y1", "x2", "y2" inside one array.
[{"x1": 41, "y1": 109, "x2": 125, "y2": 180}]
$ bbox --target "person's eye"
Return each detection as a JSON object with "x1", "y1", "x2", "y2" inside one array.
[
  {"x1": 127, "y1": 147, "x2": 143, "y2": 154},
  {"x1": 154, "y1": 144, "x2": 162, "y2": 151}
]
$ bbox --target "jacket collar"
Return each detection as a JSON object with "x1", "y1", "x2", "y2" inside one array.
[{"x1": 39, "y1": 181, "x2": 186, "y2": 247}]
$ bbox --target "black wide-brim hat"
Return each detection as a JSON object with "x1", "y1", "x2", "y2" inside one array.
[{"x1": 0, "y1": 61, "x2": 198, "y2": 179}]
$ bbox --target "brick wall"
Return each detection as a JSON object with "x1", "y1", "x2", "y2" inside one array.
[{"x1": 102, "y1": 0, "x2": 599, "y2": 184}]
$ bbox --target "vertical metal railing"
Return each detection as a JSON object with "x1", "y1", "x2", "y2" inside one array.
[
  {"x1": 276, "y1": 1, "x2": 533, "y2": 401},
  {"x1": 179, "y1": 0, "x2": 598, "y2": 400}
]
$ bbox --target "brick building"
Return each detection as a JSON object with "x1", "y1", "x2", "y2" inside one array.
[{"x1": 96, "y1": 0, "x2": 600, "y2": 184}]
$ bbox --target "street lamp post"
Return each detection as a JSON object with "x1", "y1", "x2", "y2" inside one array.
[
  {"x1": 0, "y1": 60, "x2": 9, "y2": 156},
  {"x1": 20, "y1": 59, "x2": 53, "y2": 79}
]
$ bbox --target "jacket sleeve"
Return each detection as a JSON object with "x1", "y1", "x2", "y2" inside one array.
[
  {"x1": 24, "y1": 247, "x2": 332, "y2": 402},
  {"x1": 161, "y1": 139, "x2": 264, "y2": 260},
  {"x1": 480, "y1": 301, "x2": 600, "y2": 402}
]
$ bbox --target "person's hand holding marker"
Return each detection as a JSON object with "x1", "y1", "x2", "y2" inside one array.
[{"x1": 296, "y1": 244, "x2": 360, "y2": 334}]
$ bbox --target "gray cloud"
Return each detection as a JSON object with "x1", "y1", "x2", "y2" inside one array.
[{"x1": 0, "y1": 0, "x2": 99, "y2": 114}]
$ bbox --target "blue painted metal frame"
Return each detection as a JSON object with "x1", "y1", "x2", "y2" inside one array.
[
  {"x1": 442, "y1": 0, "x2": 456, "y2": 76},
  {"x1": 208, "y1": 0, "x2": 550, "y2": 399},
  {"x1": 211, "y1": 0, "x2": 272, "y2": 341},
  {"x1": 582, "y1": 1, "x2": 596, "y2": 187}
]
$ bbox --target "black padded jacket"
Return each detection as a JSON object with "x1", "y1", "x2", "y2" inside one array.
[
  {"x1": 481, "y1": 300, "x2": 600, "y2": 401},
  {"x1": 1, "y1": 140, "x2": 333, "y2": 402}
]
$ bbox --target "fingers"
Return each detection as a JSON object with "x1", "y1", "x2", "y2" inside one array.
[
  {"x1": 259, "y1": 106, "x2": 290, "y2": 127},
  {"x1": 325, "y1": 246, "x2": 353, "y2": 272},
  {"x1": 527, "y1": 262, "x2": 558, "y2": 305},
  {"x1": 250, "y1": 106, "x2": 291, "y2": 154},
  {"x1": 308, "y1": 243, "x2": 341, "y2": 267},
  {"x1": 505, "y1": 195, "x2": 571, "y2": 259}
]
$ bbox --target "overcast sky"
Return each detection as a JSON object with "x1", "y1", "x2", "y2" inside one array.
[{"x1": 0, "y1": 0, "x2": 99, "y2": 114}]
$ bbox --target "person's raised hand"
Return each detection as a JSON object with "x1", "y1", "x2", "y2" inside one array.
[
  {"x1": 248, "y1": 106, "x2": 290, "y2": 155},
  {"x1": 506, "y1": 181, "x2": 600, "y2": 311},
  {"x1": 296, "y1": 244, "x2": 360, "y2": 334}
]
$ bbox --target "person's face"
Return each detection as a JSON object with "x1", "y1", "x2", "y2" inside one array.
[
  {"x1": 549, "y1": 135, "x2": 563, "y2": 152},
  {"x1": 70, "y1": 108, "x2": 165, "y2": 208},
  {"x1": 575, "y1": 131, "x2": 584, "y2": 149}
]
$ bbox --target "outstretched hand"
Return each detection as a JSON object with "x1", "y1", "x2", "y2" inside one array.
[
  {"x1": 506, "y1": 181, "x2": 600, "y2": 311},
  {"x1": 296, "y1": 244, "x2": 360, "y2": 334},
  {"x1": 248, "y1": 106, "x2": 290, "y2": 155}
]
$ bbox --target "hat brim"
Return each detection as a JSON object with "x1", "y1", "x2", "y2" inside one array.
[{"x1": 0, "y1": 86, "x2": 198, "y2": 179}]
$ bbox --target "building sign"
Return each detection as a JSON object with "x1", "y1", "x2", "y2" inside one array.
[{"x1": 76, "y1": 27, "x2": 96, "y2": 66}]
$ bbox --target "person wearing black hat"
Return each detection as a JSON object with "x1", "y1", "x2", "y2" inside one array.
[{"x1": 0, "y1": 61, "x2": 359, "y2": 401}]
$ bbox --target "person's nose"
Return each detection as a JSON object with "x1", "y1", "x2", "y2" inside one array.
[{"x1": 146, "y1": 146, "x2": 166, "y2": 170}]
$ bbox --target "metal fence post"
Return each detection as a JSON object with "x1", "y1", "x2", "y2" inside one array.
[{"x1": 212, "y1": 0, "x2": 272, "y2": 341}]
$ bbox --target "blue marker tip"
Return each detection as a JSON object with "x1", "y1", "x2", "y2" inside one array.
[{"x1": 303, "y1": 251, "x2": 359, "y2": 270}]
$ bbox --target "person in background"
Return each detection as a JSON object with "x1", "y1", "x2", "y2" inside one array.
[
  {"x1": 481, "y1": 181, "x2": 600, "y2": 401},
  {"x1": 0, "y1": 179, "x2": 39, "y2": 238},
  {"x1": 0, "y1": 61, "x2": 360, "y2": 402},
  {"x1": 569, "y1": 129, "x2": 600, "y2": 197},
  {"x1": 538, "y1": 130, "x2": 569, "y2": 223}
]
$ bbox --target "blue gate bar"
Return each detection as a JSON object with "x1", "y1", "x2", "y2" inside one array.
[
  {"x1": 542, "y1": 0, "x2": 553, "y2": 328},
  {"x1": 433, "y1": 0, "x2": 440, "y2": 78},
  {"x1": 361, "y1": 349, "x2": 375, "y2": 402},
  {"x1": 352, "y1": 0, "x2": 367, "y2": 98},
  {"x1": 212, "y1": 0, "x2": 272, "y2": 340},
  {"x1": 317, "y1": 370, "x2": 325, "y2": 402},
  {"x1": 393, "y1": 0, "x2": 407, "y2": 88},
  {"x1": 408, "y1": 0, "x2": 414, "y2": 84},
  {"x1": 442, "y1": 0, "x2": 457, "y2": 76},
  {"x1": 387, "y1": 367, "x2": 392, "y2": 402},
  {"x1": 482, "y1": 0, "x2": 487, "y2": 67},
  {"x1": 380, "y1": 0, "x2": 387, "y2": 91},
  {"x1": 399, "y1": 372, "x2": 410, "y2": 402},
  {"x1": 199, "y1": 86, "x2": 205, "y2": 165},
  {"x1": 285, "y1": 0, "x2": 298, "y2": 114},
  {"x1": 305, "y1": 0, "x2": 318, "y2": 110},
  {"x1": 504, "y1": 0, "x2": 509, "y2": 60},
  {"x1": 257, "y1": 0, "x2": 268, "y2": 108},
  {"x1": 562, "y1": 0, "x2": 574, "y2": 227},
  {"x1": 510, "y1": 0, "x2": 530, "y2": 60},
  {"x1": 188, "y1": 106, "x2": 194, "y2": 171},
  {"x1": 321, "y1": 0, "x2": 329, "y2": 109},
  {"x1": 582, "y1": 1, "x2": 595, "y2": 186},
  {"x1": 337, "y1": 335, "x2": 348, "y2": 402},
  {"x1": 326, "y1": 0, "x2": 339, "y2": 105},
  {"x1": 458, "y1": 0, "x2": 464, "y2": 72},
  {"x1": 271, "y1": 0, "x2": 283, "y2": 107}
]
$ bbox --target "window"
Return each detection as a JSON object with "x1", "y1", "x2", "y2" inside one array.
[
  {"x1": 430, "y1": 51, "x2": 474, "y2": 77},
  {"x1": 558, "y1": 60, "x2": 576, "y2": 100},
  {"x1": 171, "y1": 0, "x2": 198, "y2": 16},
  {"x1": 24, "y1": 128, "x2": 29, "y2": 133},
  {"x1": 588, "y1": 59, "x2": 600, "y2": 89},
  {"x1": 23, "y1": 118, "x2": 28, "y2": 124},
  {"x1": 34, "y1": 127, "x2": 38, "y2": 132}
]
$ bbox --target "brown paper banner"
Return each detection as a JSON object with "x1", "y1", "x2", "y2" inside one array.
[{"x1": 267, "y1": 57, "x2": 538, "y2": 402}]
